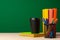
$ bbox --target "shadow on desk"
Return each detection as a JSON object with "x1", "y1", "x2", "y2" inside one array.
[{"x1": 56, "y1": 33, "x2": 60, "y2": 38}]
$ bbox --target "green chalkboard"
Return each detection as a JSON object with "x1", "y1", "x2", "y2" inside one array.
[{"x1": 0, "y1": 0, "x2": 60, "y2": 32}]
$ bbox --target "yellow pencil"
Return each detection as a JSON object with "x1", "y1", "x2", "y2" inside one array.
[{"x1": 42, "y1": 9, "x2": 48, "y2": 33}]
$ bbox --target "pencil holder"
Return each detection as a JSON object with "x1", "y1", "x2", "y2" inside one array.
[
  {"x1": 30, "y1": 18, "x2": 40, "y2": 34},
  {"x1": 44, "y1": 24, "x2": 56, "y2": 38}
]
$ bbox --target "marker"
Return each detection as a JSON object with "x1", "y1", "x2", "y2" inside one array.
[
  {"x1": 52, "y1": 18, "x2": 54, "y2": 24},
  {"x1": 54, "y1": 18, "x2": 58, "y2": 24},
  {"x1": 46, "y1": 19, "x2": 49, "y2": 25}
]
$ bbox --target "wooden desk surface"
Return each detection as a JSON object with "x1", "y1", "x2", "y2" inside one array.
[{"x1": 0, "y1": 32, "x2": 60, "y2": 40}]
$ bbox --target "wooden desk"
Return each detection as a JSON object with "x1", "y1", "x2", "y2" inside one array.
[{"x1": 0, "y1": 32, "x2": 60, "y2": 40}]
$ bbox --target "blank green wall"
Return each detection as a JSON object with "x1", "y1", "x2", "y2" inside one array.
[{"x1": 0, "y1": 0, "x2": 59, "y2": 32}]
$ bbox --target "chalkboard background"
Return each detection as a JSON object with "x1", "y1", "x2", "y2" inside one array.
[{"x1": 0, "y1": 0, "x2": 59, "y2": 32}]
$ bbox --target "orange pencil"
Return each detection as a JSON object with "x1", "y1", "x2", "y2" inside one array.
[
  {"x1": 53, "y1": 8, "x2": 57, "y2": 20},
  {"x1": 48, "y1": 9, "x2": 53, "y2": 24}
]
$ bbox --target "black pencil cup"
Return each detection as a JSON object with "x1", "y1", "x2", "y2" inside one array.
[{"x1": 30, "y1": 18, "x2": 40, "y2": 34}]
